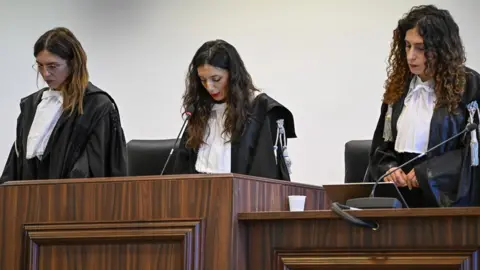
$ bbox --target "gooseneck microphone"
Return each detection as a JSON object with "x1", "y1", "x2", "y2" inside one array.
[
  {"x1": 160, "y1": 104, "x2": 196, "y2": 175},
  {"x1": 346, "y1": 122, "x2": 478, "y2": 209}
]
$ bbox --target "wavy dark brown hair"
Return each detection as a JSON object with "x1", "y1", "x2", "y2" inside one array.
[
  {"x1": 34, "y1": 27, "x2": 89, "y2": 115},
  {"x1": 383, "y1": 5, "x2": 466, "y2": 111},
  {"x1": 182, "y1": 39, "x2": 259, "y2": 149}
]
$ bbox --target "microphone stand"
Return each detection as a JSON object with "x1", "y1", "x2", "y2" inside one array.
[{"x1": 160, "y1": 107, "x2": 195, "y2": 175}]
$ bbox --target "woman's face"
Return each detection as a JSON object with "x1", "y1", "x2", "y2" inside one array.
[
  {"x1": 405, "y1": 27, "x2": 430, "y2": 80},
  {"x1": 197, "y1": 64, "x2": 229, "y2": 102},
  {"x1": 35, "y1": 49, "x2": 70, "y2": 89}
]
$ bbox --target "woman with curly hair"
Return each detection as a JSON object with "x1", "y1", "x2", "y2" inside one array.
[
  {"x1": 368, "y1": 5, "x2": 480, "y2": 207},
  {"x1": 173, "y1": 39, "x2": 296, "y2": 180}
]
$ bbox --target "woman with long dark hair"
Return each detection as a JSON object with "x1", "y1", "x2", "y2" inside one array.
[
  {"x1": 1, "y1": 27, "x2": 127, "y2": 181},
  {"x1": 173, "y1": 39, "x2": 296, "y2": 180},
  {"x1": 368, "y1": 5, "x2": 480, "y2": 207}
]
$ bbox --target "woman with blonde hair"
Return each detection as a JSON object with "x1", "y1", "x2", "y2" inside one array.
[{"x1": 1, "y1": 27, "x2": 127, "y2": 181}]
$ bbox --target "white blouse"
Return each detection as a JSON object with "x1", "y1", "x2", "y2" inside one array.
[
  {"x1": 26, "y1": 89, "x2": 63, "y2": 160},
  {"x1": 195, "y1": 102, "x2": 231, "y2": 173},
  {"x1": 195, "y1": 91, "x2": 261, "y2": 173},
  {"x1": 395, "y1": 76, "x2": 436, "y2": 154}
]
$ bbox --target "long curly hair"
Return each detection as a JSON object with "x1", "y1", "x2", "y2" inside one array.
[
  {"x1": 34, "y1": 27, "x2": 89, "y2": 115},
  {"x1": 383, "y1": 5, "x2": 466, "y2": 111},
  {"x1": 182, "y1": 39, "x2": 259, "y2": 149}
]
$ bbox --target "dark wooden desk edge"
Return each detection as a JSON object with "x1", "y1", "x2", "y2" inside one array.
[
  {"x1": 238, "y1": 207, "x2": 480, "y2": 220},
  {"x1": 0, "y1": 173, "x2": 324, "y2": 190},
  {"x1": 0, "y1": 174, "x2": 225, "y2": 186}
]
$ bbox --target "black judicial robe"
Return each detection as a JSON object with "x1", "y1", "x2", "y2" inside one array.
[
  {"x1": 368, "y1": 66, "x2": 480, "y2": 207},
  {"x1": 0, "y1": 82, "x2": 127, "y2": 182},
  {"x1": 173, "y1": 93, "x2": 296, "y2": 181}
]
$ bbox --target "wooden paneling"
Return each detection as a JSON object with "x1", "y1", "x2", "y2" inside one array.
[
  {"x1": 230, "y1": 177, "x2": 329, "y2": 268},
  {"x1": 24, "y1": 220, "x2": 203, "y2": 270},
  {"x1": 239, "y1": 208, "x2": 480, "y2": 269},
  {"x1": 0, "y1": 173, "x2": 326, "y2": 270},
  {"x1": 275, "y1": 250, "x2": 478, "y2": 269}
]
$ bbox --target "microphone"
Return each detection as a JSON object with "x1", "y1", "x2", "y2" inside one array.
[
  {"x1": 347, "y1": 122, "x2": 478, "y2": 209},
  {"x1": 160, "y1": 104, "x2": 195, "y2": 175}
]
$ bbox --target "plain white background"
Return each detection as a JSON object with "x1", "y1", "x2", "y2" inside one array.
[{"x1": 1, "y1": 0, "x2": 479, "y2": 185}]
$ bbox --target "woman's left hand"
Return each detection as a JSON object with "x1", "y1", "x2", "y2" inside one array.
[{"x1": 406, "y1": 169, "x2": 419, "y2": 189}]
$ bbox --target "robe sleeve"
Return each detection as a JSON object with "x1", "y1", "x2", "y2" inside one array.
[
  {"x1": 70, "y1": 103, "x2": 127, "y2": 178},
  {"x1": 0, "y1": 143, "x2": 19, "y2": 182},
  {"x1": 367, "y1": 103, "x2": 400, "y2": 182},
  {"x1": 413, "y1": 147, "x2": 467, "y2": 206},
  {"x1": 1, "y1": 110, "x2": 24, "y2": 182}
]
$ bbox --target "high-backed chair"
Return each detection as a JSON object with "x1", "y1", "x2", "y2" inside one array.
[
  {"x1": 126, "y1": 139, "x2": 176, "y2": 176},
  {"x1": 344, "y1": 139, "x2": 372, "y2": 183}
]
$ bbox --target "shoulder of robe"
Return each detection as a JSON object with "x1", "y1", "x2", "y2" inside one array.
[
  {"x1": 19, "y1": 88, "x2": 47, "y2": 110},
  {"x1": 252, "y1": 92, "x2": 297, "y2": 139},
  {"x1": 462, "y1": 66, "x2": 480, "y2": 104},
  {"x1": 83, "y1": 82, "x2": 121, "y2": 114}
]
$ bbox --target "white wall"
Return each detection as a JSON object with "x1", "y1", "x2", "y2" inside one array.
[{"x1": 1, "y1": 0, "x2": 479, "y2": 185}]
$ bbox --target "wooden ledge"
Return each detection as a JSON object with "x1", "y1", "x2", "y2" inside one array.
[
  {"x1": 0, "y1": 173, "x2": 323, "y2": 190},
  {"x1": 238, "y1": 207, "x2": 480, "y2": 220}
]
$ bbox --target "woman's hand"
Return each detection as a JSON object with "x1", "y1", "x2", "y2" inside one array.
[
  {"x1": 383, "y1": 167, "x2": 407, "y2": 187},
  {"x1": 406, "y1": 169, "x2": 419, "y2": 189}
]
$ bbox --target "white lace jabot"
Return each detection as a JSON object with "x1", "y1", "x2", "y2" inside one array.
[
  {"x1": 195, "y1": 103, "x2": 231, "y2": 173},
  {"x1": 395, "y1": 76, "x2": 436, "y2": 154},
  {"x1": 26, "y1": 89, "x2": 64, "y2": 160},
  {"x1": 195, "y1": 90, "x2": 262, "y2": 173}
]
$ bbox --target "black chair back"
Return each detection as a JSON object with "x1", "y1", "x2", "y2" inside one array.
[
  {"x1": 344, "y1": 140, "x2": 372, "y2": 183},
  {"x1": 126, "y1": 139, "x2": 176, "y2": 176}
]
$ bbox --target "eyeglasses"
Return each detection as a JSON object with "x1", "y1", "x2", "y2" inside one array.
[{"x1": 32, "y1": 63, "x2": 65, "y2": 74}]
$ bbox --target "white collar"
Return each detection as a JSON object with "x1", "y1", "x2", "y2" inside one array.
[{"x1": 409, "y1": 75, "x2": 435, "y2": 92}]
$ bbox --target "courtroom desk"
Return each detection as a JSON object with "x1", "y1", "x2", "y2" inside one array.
[
  {"x1": 238, "y1": 208, "x2": 480, "y2": 269},
  {"x1": 0, "y1": 174, "x2": 328, "y2": 270}
]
